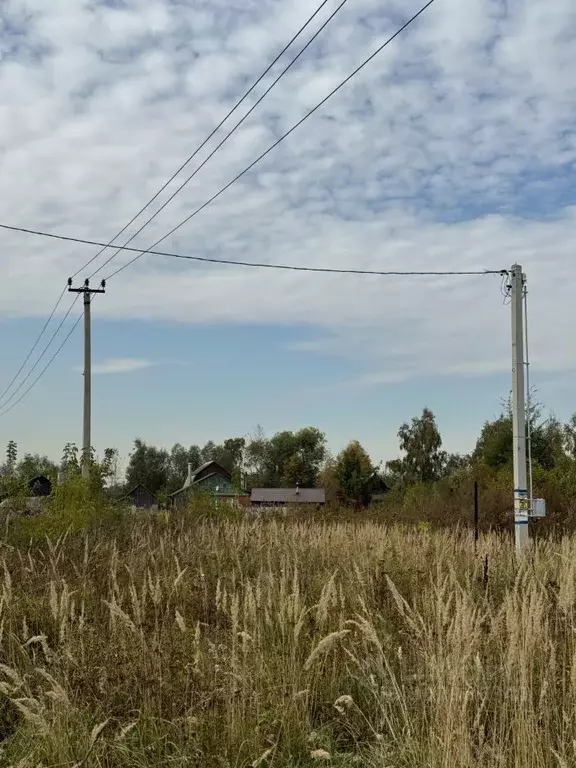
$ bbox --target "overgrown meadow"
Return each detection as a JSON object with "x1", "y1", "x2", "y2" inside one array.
[{"x1": 0, "y1": 493, "x2": 575, "y2": 767}]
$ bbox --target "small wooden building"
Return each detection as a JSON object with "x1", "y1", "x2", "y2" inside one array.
[
  {"x1": 170, "y1": 460, "x2": 249, "y2": 510},
  {"x1": 123, "y1": 484, "x2": 158, "y2": 510},
  {"x1": 369, "y1": 474, "x2": 390, "y2": 505},
  {"x1": 28, "y1": 475, "x2": 52, "y2": 497},
  {"x1": 250, "y1": 487, "x2": 326, "y2": 507}
]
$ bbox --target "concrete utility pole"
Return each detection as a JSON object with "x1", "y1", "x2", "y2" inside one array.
[
  {"x1": 68, "y1": 278, "x2": 106, "y2": 478},
  {"x1": 510, "y1": 264, "x2": 529, "y2": 550}
]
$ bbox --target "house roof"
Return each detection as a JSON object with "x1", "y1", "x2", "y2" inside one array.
[
  {"x1": 29, "y1": 475, "x2": 51, "y2": 485},
  {"x1": 369, "y1": 473, "x2": 390, "y2": 493},
  {"x1": 170, "y1": 485, "x2": 190, "y2": 498},
  {"x1": 169, "y1": 460, "x2": 233, "y2": 498},
  {"x1": 250, "y1": 488, "x2": 325, "y2": 504},
  {"x1": 28, "y1": 475, "x2": 52, "y2": 496},
  {"x1": 121, "y1": 484, "x2": 157, "y2": 501},
  {"x1": 191, "y1": 460, "x2": 231, "y2": 480},
  {"x1": 171, "y1": 473, "x2": 248, "y2": 497}
]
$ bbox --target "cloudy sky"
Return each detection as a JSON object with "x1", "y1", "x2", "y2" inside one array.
[{"x1": 0, "y1": 0, "x2": 575, "y2": 468}]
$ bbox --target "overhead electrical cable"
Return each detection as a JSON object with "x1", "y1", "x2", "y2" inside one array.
[
  {"x1": 0, "y1": 0, "x2": 337, "y2": 404},
  {"x1": 89, "y1": 0, "x2": 351, "y2": 280},
  {"x1": 0, "y1": 312, "x2": 83, "y2": 418},
  {"x1": 104, "y1": 0, "x2": 439, "y2": 281},
  {"x1": 0, "y1": 221, "x2": 504, "y2": 418},
  {"x1": 76, "y1": 0, "x2": 337, "y2": 279},
  {"x1": 0, "y1": 294, "x2": 80, "y2": 410},
  {"x1": 0, "y1": 224, "x2": 507, "y2": 277},
  {"x1": 0, "y1": 285, "x2": 67, "y2": 406},
  {"x1": 0, "y1": 0, "x2": 443, "y2": 414}
]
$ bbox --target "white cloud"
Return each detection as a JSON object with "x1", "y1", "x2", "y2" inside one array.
[
  {"x1": 75, "y1": 358, "x2": 189, "y2": 374},
  {"x1": 80, "y1": 358, "x2": 154, "y2": 375},
  {"x1": 0, "y1": 0, "x2": 575, "y2": 385}
]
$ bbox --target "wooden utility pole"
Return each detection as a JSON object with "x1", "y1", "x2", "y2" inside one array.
[{"x1": 67, "y1": 278, "x2": 105, "y2": 478}]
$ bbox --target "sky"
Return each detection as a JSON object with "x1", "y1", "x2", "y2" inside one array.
[{"x1": 0, "y1": 0, "x2": 575, "y2": 470}]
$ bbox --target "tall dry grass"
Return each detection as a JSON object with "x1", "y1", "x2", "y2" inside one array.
[{"x1": 0, "y1": 511, "x2": 575, "y2": 767}]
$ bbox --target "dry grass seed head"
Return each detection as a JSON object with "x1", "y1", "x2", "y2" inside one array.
[{"x1": 304, "y1": 629, "x2": 351, "y2": 671}]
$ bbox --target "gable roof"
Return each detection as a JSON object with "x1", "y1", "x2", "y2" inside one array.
[
  {"x1": 169, "y1": 460, "x2": 233, "y2": 498},
  {"x1": 191, "y1": 460, "x2": 231, "y2": 480},
  {"x1": 250, "y1": 488, "x2": 325, "y2": 504},
  {"x1": 171, "y1": 472, "x2": 248, "y2": 497},
  {"x1": 121, "y1": 484, "x2": 158, "y2": 502},
  {"x1": 170, "y1": 484, "x2": 191, "y2": 498},
  {"x1": 28, "y1": 475, "x2": 52, "y2": 497},
  {"x1": 369, "y1": 473, "x2": 390, "y2": 493}
]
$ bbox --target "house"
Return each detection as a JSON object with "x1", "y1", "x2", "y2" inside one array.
[
  {"x1": 369, "y1": 473, "x2": 390, "y2": 505},
  {"x1": 122, "y1": 484, "x2": 158, "y2": 510},
  {"x1": 250, "y1": 487, "x2": 326, "y2": 507},
  {"x1": 169, "y1": 460, "x2": 249, "y2": 510},
  {"x1": 28, "y1": 475, "x2": 52, "y2": 497}
]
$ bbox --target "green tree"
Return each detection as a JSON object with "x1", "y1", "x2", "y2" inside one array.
[
  {"x1": 197, "y1": 438, "x2": 245, "y2": 476},
  {"x1": 5, "y1": 440, "x2": 17, "y2": 475},
  {"x1": 473, "y1": 415, "x2": 512, "y2": 469},
  {"x1": 262, "y1": 427, "x2": 326, "y2": 487},
  {"x1": 168, "y1": 443, "x2": 202, "y2": 493},
  {"x1": 388, "y1": 408, "x2": 446, "y2": 485},
  {"x1": 220, "y1": 438, "x2": 246, "y2": 474},
  {"x1": 101, "y1": 447, "x2": 120, "y2": 486},
  {"x1": 535, "y1": 416, "x2": 565, "y2": 470},
  {"x1": 200, "y1": 440, "x2": 218, "y2": 464},
  {"x1": 61, "y1": 443, "x2": 80, "y2": 476},
  {"x1": 565, "y1": 414, "x2": 576, "y2": 458},
  {"x1": 334, "y1": 440, "x2": 375, "y2": 506},
  {"x1": 245, "y1": 426, "x2": 268, "y2": 487},
  {"x1": 443, "y1": 452, "x2": 471, "y2": 475},
  {"x1": 126, "y1": 439, "x2": 169, "y2": 494},
  {"x1": 474, "y1": 405, "x2": 565, "y2": 471},
  {"x1": 317, "y1": 454, "x2": 339, "y2": 503},
  {"x1": 262, "y1": 431, "x2": 293, "y2": 486},
  {"x1": 17, "y1": 453, "x2": 58, "y2": 482}
]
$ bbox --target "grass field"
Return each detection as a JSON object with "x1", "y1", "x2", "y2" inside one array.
[{"x1": 0, "y1": 509, "x2": 575, "y2": 767}]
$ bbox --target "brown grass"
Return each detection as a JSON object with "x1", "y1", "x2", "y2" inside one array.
[{"x1": 0, "y1": 510, "x2": 575, "y2": 766}]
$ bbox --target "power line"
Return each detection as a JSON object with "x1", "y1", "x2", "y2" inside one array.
[
  {"x1": 0, "y1": 224, "x2": 507, "y2": 276},
  {"x1": 0, "y1": 0, "x2": 335, "y2": 407},
  {"x1": 0, "y1": 285, "x2": 66, "y2": 405},
  {"x1": 105, "y1": 0, "x2": 439, "y2": 281},
  {"x1": 75, "y1": 0, "x2": 337, "y2": 279},
  {"x1": 0, "y1": 0, "x2": 444, "y2": 414},
  {"x1": 0, "y1": 232, "x2": 504, "y2": 419},
  {"x1": 0, "y1": 294, "x2": 80, "y2": 410},
  {"x1": 89, "y1": 0, "x2": 350, "y2": 280},
  {"x1": 0, "y1": 311, "x2": 82, "y2": 418}
]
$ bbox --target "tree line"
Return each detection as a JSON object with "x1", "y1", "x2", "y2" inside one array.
[
  {"x1": 126, "y1": 427, "x2": 330, "y2": 496},
  {"x1": 2, "y1": 398, "x2": 576, "y2": 514},
  {"x1": 0, "y1": 426, "x2": 377, "y2": 506}
]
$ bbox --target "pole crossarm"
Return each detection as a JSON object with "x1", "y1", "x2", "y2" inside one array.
[{"x1": 67, "y1": 278, "x2": 106, "y2": 295}]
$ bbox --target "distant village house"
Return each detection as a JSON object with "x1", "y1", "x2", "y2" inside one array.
[
  {"x1": 28, "y1": 475, "x2": 52, "y2": 497},
  {"x1": 169, "y1": 460, "x2": 249, "y2": 509},
  {"x1": 122, "y1": 484, "x2": 158, "y2": 510},
  {"x1": 369, "y1": 473, "x2": 390, "y2": 505},
  {"x1": 250, "y1": 486, "x2": 326, "y2": 507}
]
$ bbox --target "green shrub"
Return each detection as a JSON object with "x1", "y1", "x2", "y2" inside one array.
[{"x1": 5, "y1": 476, "x2": 124, "y2": 545}]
